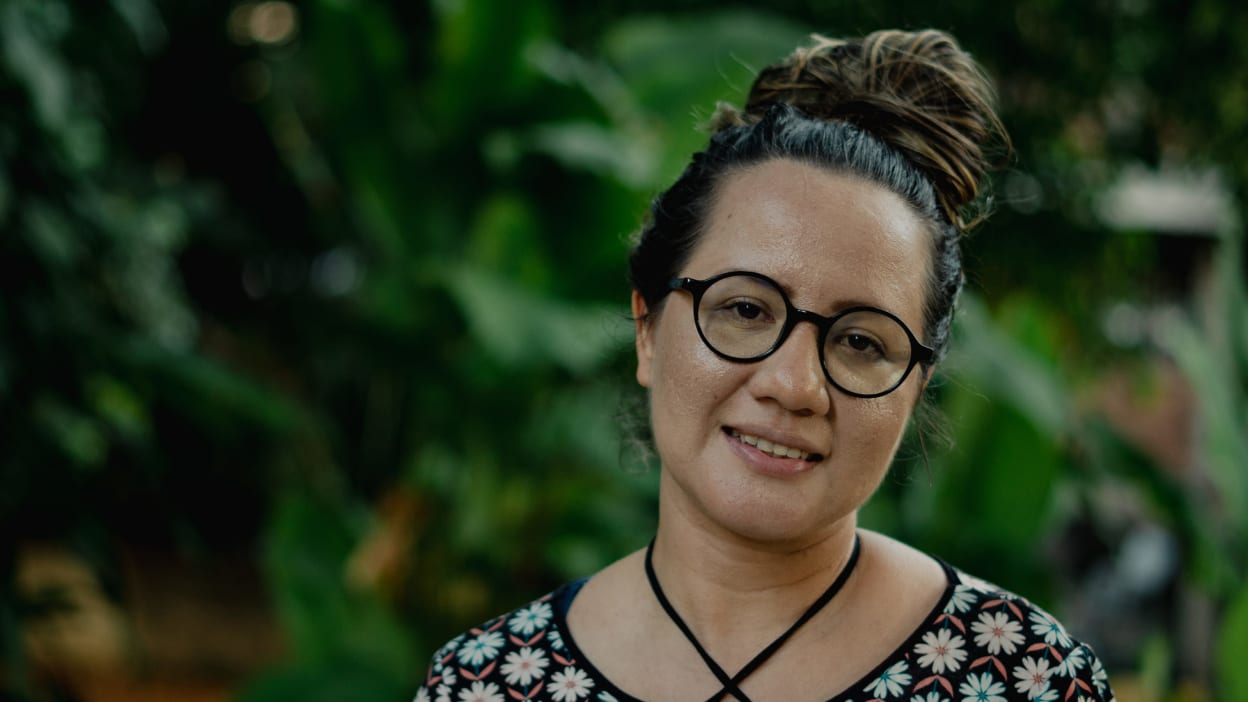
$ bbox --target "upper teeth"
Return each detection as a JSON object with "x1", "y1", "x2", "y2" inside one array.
[{"x1": 732, "y1": 430, "x2": 810, "y2": 460}]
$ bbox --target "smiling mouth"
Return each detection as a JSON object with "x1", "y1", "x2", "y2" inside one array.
[{"x1": 726, "y1": 428, "x2": 822, "y2": 462}]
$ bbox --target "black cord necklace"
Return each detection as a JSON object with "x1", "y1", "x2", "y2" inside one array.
[{"x1": 644, "y1": 533, "x2": 862, "y2": 702}]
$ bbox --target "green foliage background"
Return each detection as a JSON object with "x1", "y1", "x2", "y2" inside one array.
[{"x1": 2, "y1": 0, "x2": 1247, "y2": 700}]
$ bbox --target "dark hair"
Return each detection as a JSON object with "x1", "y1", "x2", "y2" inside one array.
[{"x1": 628, "y1": 29, "x2": 1009, "y2": 366}]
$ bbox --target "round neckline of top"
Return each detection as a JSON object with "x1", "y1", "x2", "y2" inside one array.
[{"x1": 551, "y1": 553, "x2": 960, "y2": 702}]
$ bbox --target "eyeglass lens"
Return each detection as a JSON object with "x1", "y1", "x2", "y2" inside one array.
[{"x1": 694, "y1": 274, "x2": 917, "y2": 396}]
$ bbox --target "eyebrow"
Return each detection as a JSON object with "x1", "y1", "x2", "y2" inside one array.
[{"x1": 714, "y1": 268, "x2": 887, "y2": 316}]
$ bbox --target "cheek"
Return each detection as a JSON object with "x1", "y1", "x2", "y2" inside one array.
[
  {"x1": 652, "y1": 347, "x2": 730, "y2": 416},
  {"x1": 843, "y1": 393, "x2": 916, "y2": 458},
  {"x1": 648, "y1": 327, "x2": 740, "y2": 437}
]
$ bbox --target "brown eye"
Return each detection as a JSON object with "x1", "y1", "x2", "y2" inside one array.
[
  {"x1": 732, "y1": 302, "x2": 764, "y2": 320},
  {"x1": 835, "y1": 331, "x2": 886, "y2": 360},
  {"x1": 846, "y1": 334, "x2": 875, "y2": 352}
]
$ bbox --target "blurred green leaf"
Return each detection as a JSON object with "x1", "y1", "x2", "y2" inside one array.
[
  {"x1": 4, "y1": 3, "x2": 1248, "y2": 701},
  {"x1": 1160, "y1": 311, "x2": 1248, "y2": 528},
  {"x1": 529, "y1": 120, "x2": 657, "y2": 187},
  {"x1": 463, "y1": 194, "x2": 549, "y2": 286},
  {"x1": 85, "y1": 375, "x2": 150, "y2": 441},
  {"x1": 428, "y1": 0, "x2": 551, "y2": 125},
  {"x1": 2, "y1": 0, "x2": 72, "y2": 132},
  {"x1": 237, "y1": 656, "x2": 408, "y2": 702},
  {"x1": 949, "y1": 294, "x2": 1070, "y2": 437},
  {"x1": 23, "y1": 200, "x2": 81, "y2": 269},
  {"x1": 263, "y1": 494, "x2": 415, "y2": 676},
  {"x1": 108, "y1": 0, "x2": 166, "y2": 54},
  {"x1": 114, "y1": 336, "x2": 304, "y2": 435},
  {"x1": 33, "y1": 395, "x2": 106, "y2": 468},
  {"x1": 1217, "y1": 583, "x2": 1248, "y2": 702},
  {"x1": 445, "y1": 264, "x2": 629, "y2": 374}
]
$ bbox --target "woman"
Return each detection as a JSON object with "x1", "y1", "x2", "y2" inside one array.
[{"x1": 417, "y1": 29, "x2": 1113, "y2": 702}]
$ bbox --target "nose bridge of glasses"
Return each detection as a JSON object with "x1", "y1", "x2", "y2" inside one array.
[
  {"x1": 787, "y1": 306, "x2": 834, "y2": 340},
  {"x1": 748, "y1": 303, "x2": 831, "y2": 413},
  {"x1": 774, "y1": 307, "x2": 829, "y2": 364}
]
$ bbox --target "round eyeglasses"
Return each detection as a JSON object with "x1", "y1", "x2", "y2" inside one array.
[{"x1": 667, "y1": 271, "x2": 934, "y2": 398}]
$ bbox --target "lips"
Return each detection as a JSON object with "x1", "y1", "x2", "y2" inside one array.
[{"x1": 726, "y1": 427, "x2": 823, "y2": 462}]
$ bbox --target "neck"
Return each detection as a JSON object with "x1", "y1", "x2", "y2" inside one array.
[{"x1": 648, "y1": 481, "x2": 861, "y2": 668}]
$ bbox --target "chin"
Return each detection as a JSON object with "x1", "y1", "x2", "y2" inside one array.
[{"x1": 711, "y1": 494, "x2": 840, "y2": 546}]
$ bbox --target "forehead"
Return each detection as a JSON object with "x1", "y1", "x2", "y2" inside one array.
[{"x1": 686, "y1": 158, "x2": 931, "y2": 324}]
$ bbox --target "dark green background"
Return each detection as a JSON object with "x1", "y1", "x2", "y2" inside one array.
[{"x1": 2, "y1": 1, "x2": 1247, "y2": 700}]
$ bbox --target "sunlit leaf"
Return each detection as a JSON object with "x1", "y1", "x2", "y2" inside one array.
[
  {"x1": 528, "y1": 121, "x2": 657, "y2": 188},
  {"x1": 86, "y1": 374, "x2": 150, "y2": 441}
]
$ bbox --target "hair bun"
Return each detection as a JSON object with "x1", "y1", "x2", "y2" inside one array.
[{"x1": 726, "y1": 29, "x2": 1010, "y2": 230}]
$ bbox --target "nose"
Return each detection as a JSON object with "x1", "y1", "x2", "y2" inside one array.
[{"x1": 745, "y1": 320, "x2": 831, "y2": 416}]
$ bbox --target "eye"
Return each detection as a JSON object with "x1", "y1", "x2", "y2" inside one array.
[
  {"x1": 846, "y1": 334, "x2": 876, "y2": 351},
  {"x1": 834, "y1": 331, "x2": 886, "y2": 359},
  {"x1": 709, "y1": 295, "x2": 775, "y2": 322},
  {"x1": 731, "y1": 301, "x2": 764, "y2": 320},
  {"x1": 716, "y1": 297, "x2": 778, "y2": 326}
]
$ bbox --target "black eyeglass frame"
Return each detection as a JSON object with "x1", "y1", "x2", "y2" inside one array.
[{"x1": 667, "y1": 270, "x2": 935, "y2": 399}]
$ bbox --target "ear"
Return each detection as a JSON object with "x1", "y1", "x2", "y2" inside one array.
[
  {"x1": 920, "y1": 364, "x2": 934, "y2": 390},
  {"x1": 913, "y1": 364, "x2": 934, "y2": 407},
  {"x1": 632, "y1": 290, "x2": 654, "y2": 389}
]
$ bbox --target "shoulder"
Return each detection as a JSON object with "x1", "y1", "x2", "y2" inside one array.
[
  {"x1": 927, "y1": 566, "x2": 1116, "y2": 702},
  {"x1": 413, "y1": 582, "x2": 606, "y2": 702}
]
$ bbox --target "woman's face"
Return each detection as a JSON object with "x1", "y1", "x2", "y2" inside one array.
[{"x1": 633, "y1": 158, "x2": 931, "y2": 544}]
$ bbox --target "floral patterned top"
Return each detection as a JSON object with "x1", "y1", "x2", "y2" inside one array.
[{"x1": 414, "y1": 561, "x2": 1114, "y2": 702}]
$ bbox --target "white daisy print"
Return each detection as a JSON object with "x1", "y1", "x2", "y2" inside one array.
[
  {"x1": 971, "y1": 611, "x2": 1025, "y2": 655},
  {"x1": 434, "y1": 683, "x2": 452, "y2": 702},
  {"x1": 457, "y1": 680, "x2": 504, "y2": 702},
  {"x1": 1053, "y1": 646, "x2": 1086, "y2": 678},
  {"x1": 959, "y1": 672, "x2": 1007, "y2": 702},
  {"x1": 910, "y1": 690, "x2": 949, "y2": 702},
  {"x1": 501, "y1": 646, "x2": 550, "y2": 687},
  {"x1": 1013, "y1": 656, "x2": 1053, "y2": 699},
  {"x1": 864, "y1": 660, "x2": 912, "y2": 699},
  {"x1": 1090, "y1": 656, "x2": 1109, "y2": 693},
  {"x1": 1032, "y1": 685, "x2": 1059, "y2": 702},
  {"x1": 509, "y1": 601, "x2": 554, "y2": 637},
  {"x1": 547, "y1": 627, "x2": 566, "y2": 651},
  {"x1": 414, "y1": 687, "x2": 431, "y2": 702},
  {"x1": 547, "y1": 666, "x2": 595, "y2": 701},
  {"x1": 959, "y1": 574, "x2": 998, "y2": 593},
  {"x1": 945, "y1": 585, "x2": 978, "y2": 614},
  {"x1": 441, "y1": 669, "x2": 457, "y2": 687},
  {"x1": 1028, "y1": 611, "x2": 1072, "y2": 648},
  {"x1": 457, "y1": 630, "x2": 505, "y2": 668},
  {"x1": 440, "y1": 634, "x2": 466, "y2": 654},
  {"x1": 596, "y1": 692, "x2": 619, "y2": 702},
  {"x1": 915, "y1": 629, "x2": 967, "y2": 674}
]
